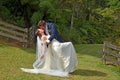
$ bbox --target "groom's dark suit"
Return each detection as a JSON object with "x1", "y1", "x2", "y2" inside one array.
[{"x1": 46, "y1": 22, "x2": 63, "y2": 43}]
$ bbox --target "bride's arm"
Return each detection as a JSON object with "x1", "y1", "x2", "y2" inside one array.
[{"x1": 40, "y1": 36, "x2": 47, "y2": 59}]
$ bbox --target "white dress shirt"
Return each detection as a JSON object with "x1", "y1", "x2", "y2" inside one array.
[{"x1": 45, "y1": 25, "x2": 50, "y2": 43}]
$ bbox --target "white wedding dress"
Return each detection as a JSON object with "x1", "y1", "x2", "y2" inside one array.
[{"x1": 21, "y1": 36, "x2": 78, "y2": 77}]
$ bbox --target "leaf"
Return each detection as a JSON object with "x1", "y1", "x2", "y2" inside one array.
[{"x1": 20, "y1": 0, "x2": 29, "y2": 5}]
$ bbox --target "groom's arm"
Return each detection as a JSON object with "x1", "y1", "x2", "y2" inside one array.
[{"x1": 46, "y1": 23, "x2": 57, "y2": 43}]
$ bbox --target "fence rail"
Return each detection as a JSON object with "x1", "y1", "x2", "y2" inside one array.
[
  {"x1": 0, "y1": 20, "x2": 28, "y2": 47},
  {"x1": 103, "y1": 41, "x2": 120, "y2": 66}
]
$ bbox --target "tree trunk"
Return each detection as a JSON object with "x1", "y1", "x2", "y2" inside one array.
[
  {"x1": 23, "y1": 4, "x2": 31, "y2": 47},
  {"x1": 70, "y1": 11, "x2": 74, "y2": 29},
  {"x1": 86, "y1": 9, "x2": 90, "y2": 21}
]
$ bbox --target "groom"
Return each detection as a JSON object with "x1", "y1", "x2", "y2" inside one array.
[{"x1": 38, "y1": 20, "x2": 63, "y2": 44}]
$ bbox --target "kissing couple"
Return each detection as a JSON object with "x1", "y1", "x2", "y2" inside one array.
[{"x1": 21, "y1": 20, "x2": 78, "y2": 77}]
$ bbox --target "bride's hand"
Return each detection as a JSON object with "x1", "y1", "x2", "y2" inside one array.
[
  {"x1": 46, "y1": 39, "x2": 50, "y2": 45},
  {"x1": 40, "y1": 54, "x2": 44, "y2": 59}
]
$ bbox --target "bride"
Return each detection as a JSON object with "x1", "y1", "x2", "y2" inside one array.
[{"x1": 21, "y1": 28, "x2": 78, "y2": 77}]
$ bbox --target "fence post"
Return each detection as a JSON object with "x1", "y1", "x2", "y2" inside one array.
[
  {"x1": 27, "y1": 24, "x2": 36, "y2": 48},
  {"x1": 102, "y1": 41, "x2": 120, "y2": 66},
  {"x1": 103, "y1": 42, "x2": 106, "y2": 64},
  {"x1": 118, "y1": 52, "x2": 120, "y2": 65},
  {"x1": 26, "y1": 27, "x2": 30, "y2": 47},
  {"x1": 22, "y1": 28, "x2": 28, "y2": 47}
]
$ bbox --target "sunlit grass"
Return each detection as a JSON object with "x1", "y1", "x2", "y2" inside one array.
[{"x1": 0, "y1": 43, "x2": 120, "y2": 80}]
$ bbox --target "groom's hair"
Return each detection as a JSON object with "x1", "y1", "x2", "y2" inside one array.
[{"x1": 38, "y1": 20, "x2": 46, "y2": 27}]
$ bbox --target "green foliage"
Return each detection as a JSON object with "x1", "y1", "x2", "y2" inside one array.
[
  {"x1": 20, "y1": 0, "x2": 29, "y2": 5},
  {"x1": 69, "y1": 28, "x2": 81, "y2": 44},
  {"x1": 15, "y1": 17, "x2": 25, "y2": 27},
  {"x1": 31, "y1": 11, "x2": 43, "y2": 24},
  {"x1": 0, "y1": 6, "x2": 11, "y2": 19},
  {"x1": 0, "y1": 0, "x2": 120, "y2": 44}
]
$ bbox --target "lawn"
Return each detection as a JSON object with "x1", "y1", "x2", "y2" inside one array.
[{"x1": 0, "y1": 43, "x2": 120, "y2": 80}]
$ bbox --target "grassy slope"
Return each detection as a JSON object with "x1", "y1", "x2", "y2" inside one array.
[{"x1": 0, "y1": 43, "x2": 120, "y2": 80}]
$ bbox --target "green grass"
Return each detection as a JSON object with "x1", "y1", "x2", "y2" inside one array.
[{"x1": 0, "y1": 43, "x2": 120, "y2": 80}]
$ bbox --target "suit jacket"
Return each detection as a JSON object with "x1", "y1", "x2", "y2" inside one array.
[{"x1": 46, "y1": 22, "x2": 63, "y2": 42}]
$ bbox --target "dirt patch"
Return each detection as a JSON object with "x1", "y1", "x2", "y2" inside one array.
[{"x1": 0, "y1": 36, "x2": 26, "y2": 47}]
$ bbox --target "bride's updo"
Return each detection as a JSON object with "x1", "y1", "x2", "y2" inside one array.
[{"x1": 38, "y1": 20, "x2": 46, "y2": 27}]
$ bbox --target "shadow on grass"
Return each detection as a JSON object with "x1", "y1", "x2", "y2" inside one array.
[{"x1": 73, "y1": 69, "x2": 107, "y2": 76}]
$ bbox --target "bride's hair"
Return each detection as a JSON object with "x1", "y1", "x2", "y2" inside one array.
[
  {"x1": 38, "y1": 20, "x2": 46, "y2": 27},
  {"x1": 35, "y1": 29, "x2": 42, "y2": 37}
]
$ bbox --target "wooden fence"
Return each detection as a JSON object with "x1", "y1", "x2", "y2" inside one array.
[
  {"x1": 103, "y1": 41, "x2": 120, "y2": 66},
  {"x1": 28, "y1": 24, "x2": 37, "y2": 47},
  {"x1": 0, "y1": 20, "x2": 28, "y2": 47}
]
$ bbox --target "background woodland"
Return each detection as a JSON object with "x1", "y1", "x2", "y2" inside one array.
[{"x1": 0, "y1": 0, "x2": 120, "y2": 44}]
